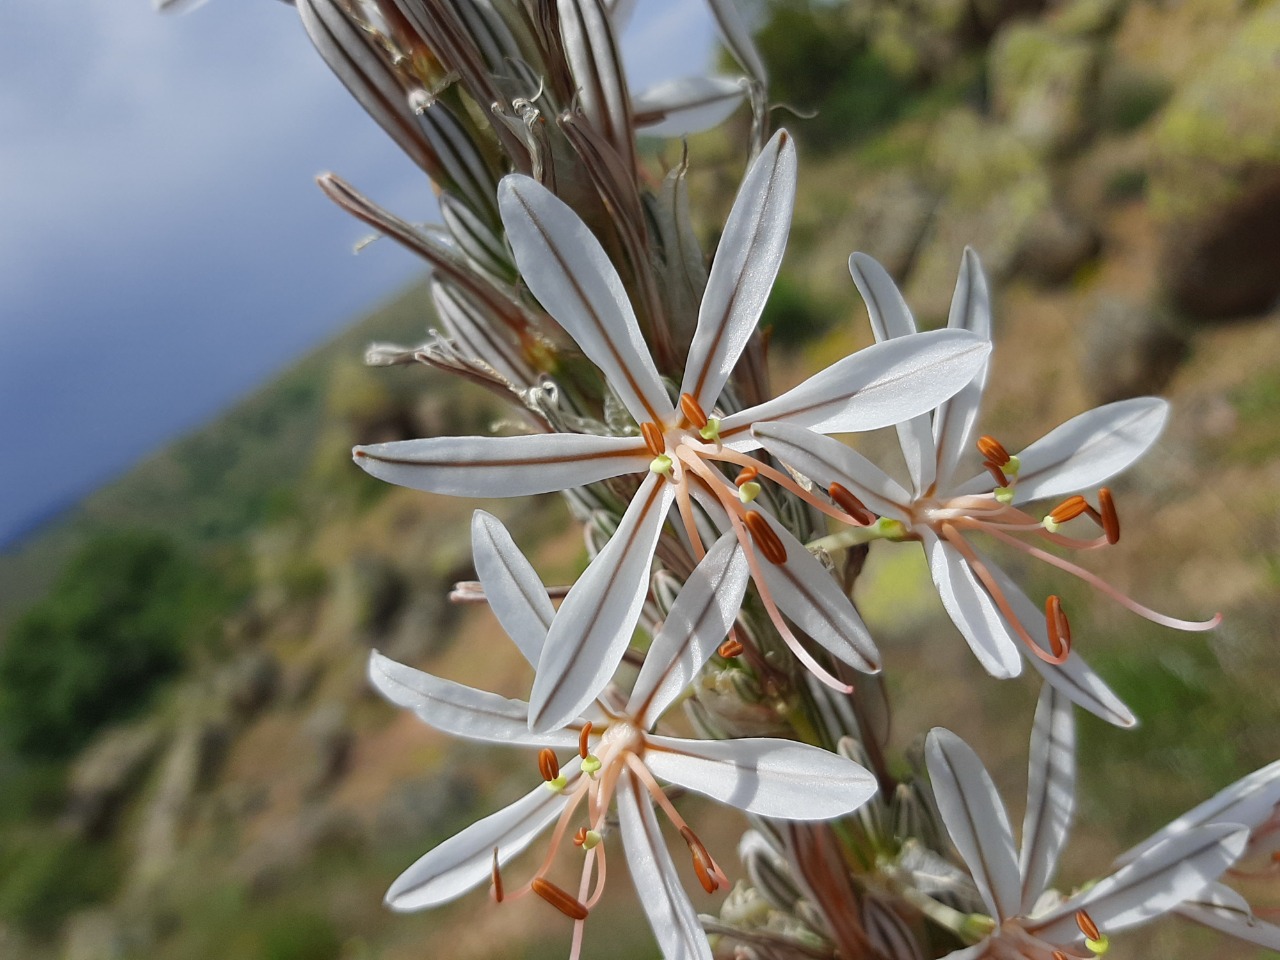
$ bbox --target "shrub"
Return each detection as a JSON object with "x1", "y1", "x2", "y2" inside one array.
[{"x1": 0, "y1": 531, "x2": 214, "y2": 758}]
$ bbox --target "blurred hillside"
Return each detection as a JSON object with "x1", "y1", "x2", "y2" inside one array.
[{"x1": 2, "y1": 1, "x2": 1279, "y2": 958}]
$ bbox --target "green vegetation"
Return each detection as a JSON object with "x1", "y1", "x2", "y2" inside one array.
[
  {"x1": 0, "y1": 829, "x2": 122, "y2": 938},
  {"x1": 751, "y1": 0, "x2": 915, "y2": 153},
  {"x1": 1226, "y1": 364, "x2": 1280, "y2": 464},
  {"x1": 761, "y1": 273, "x2": 836, "y2": 347},
  {"x1": 0, "y1": 531, "x2": 232, "y2": 759}
]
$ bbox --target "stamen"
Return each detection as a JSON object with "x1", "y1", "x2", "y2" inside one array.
[
  {"x1": 1048, "y1": 496, "x2": 1089, "y2": 525},
  {"x1": 828, "y1": 483, "x2": 875, "y2": 526},
  {"x1": 977, "y1": 435, "x2": 1011, "y2": 466},
  {"x1": 641, "y1": 422, "x2": 665, "y2": 458},
  {"x1": 733, "y1": 466, "x2": 759, "y2": 487},
  {"x1": 680, "y1": 826, "x2": 721, "y2": 893},
  {"x1": 983, "y1": 461, "x2": 1008, "y2": 487},
  {"x1": 679, "y1": 393, "x2": 708, "y2": 429},
  {"x1": 718, "y1": 637, "x2": 744, "y2": 658},
  {"x1": 1053, "y1": 953, "x2": 1069, "y2": 960},
  {"x1": 1076, "y1": 909, "x2": 1101, "y2": 942},
  {"x1": 1098, "y1": 487, "x2": 1120, "y2": 544},
  {"x1": 743, "y1": 511, "x2": 787, "y2": 564},
  {"x1": 1046, "y1": 596, "x2": 1071, "y2": 658},
  {"x1": 572, "y1": 827, "x2": 602, "y2": 850},
  {"x1": 531, "y1": 877, "x2": 590, "y2": 921},
  {"x1": 578, "y1": 722, "x2": 593, "y2": 760},
  {"x1": 538, "y1": 748, "x2": 561, "y2": 783},
  {"x1": 491, "y1": 848, "x2": 504, "y2": 903},
  {"x1": 573, "y1": 827, "x2": 587, "y2": 846}
]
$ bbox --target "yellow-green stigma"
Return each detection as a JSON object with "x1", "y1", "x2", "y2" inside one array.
[
  {"x1": 698, "y1": 418, "x2": 721, "y2": 442},
  {"x1": 1086, "y1": 934, "x2": 1110, "y2": 955},
  {"x1": 543, "y1": 774, "x2": 568, "y2": 793},
  {"x1": 959, "y1": 914, "x2": 996, "y2": 941},
  {"x1": 581, "y1": 754, "x2": 602, "y2": 777},
  {"x1": 874, "y1": 517, "x2": 908, "y2": 540},
  {"x1": 650, "y1": 454, "x2": 673, "y2": 476},
  {"x1": 738, "y1": 480, "x2": 762, "y2": 503},
  {"x1": 994, "y1": 486, "x2": 1015, "y2": 504}
]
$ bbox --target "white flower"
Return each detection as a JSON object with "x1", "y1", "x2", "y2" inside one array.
[
  {"x1": 753, "y1": 251, "x2": 1218, "y2": 727},
  {"x1": 1114, "y1": 757, "x2": 1280, "y2": 949},
  {"x1": 369, "y1": 511, "x2": 877, "y2": 960},
  {"x1": 354, "y1": 130, "x2": 991, "y2": 732},
  {"x1": 925, "y1": 686, "x2": 1249, "y2": 959}
]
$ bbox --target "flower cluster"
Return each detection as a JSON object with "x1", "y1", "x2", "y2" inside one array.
[{"x1": 170, "y1": 0, "x2": 1277, "y2": 957}]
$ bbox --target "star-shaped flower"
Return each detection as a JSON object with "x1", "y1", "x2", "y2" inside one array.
[
  {"x1": 924, "y1": 686, "x2": 1249, "y2": 959},
  {"x1": 1113, "y1": 756, "x2": 1280, "y2": 949},
  {"x1": 753, "y1": 250, "x2": 1218, "y2": 726},
  {"x1": 354, "y1": 130, "x2": 991, "y2": 731},
  {"x1": 369, "y1": 511, "x2": 877, "y2": 960}
]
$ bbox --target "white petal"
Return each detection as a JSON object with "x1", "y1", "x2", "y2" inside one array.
[
  {"x1": 849, "y1": 252, "x2": 917, "y2": 342},
  {"x1": 368, "y1": 651, "x2": 578, "y2": 749},
  {"x1": 632, "y1": 76, "x2": 747, "y2": 136},
  {"x1": 683, "y1": 130, "x2": 795, "y2": 411},
  {"x1": 704, "y1": 0, "x2": 767, "y2": 85},
  {"x1": 628, "y1": 533, "x2": 750, "y2": 724},
  {"x1": 385, "y1": 766, "x2": 580, "y2": 910},
  {"x1": 925, "y1": 728, "x2": 1022, "y2": 923},
  {"x1": 755, "y1": 512, "x2": 881, "y2": 672},
  {"x1": 752, "y1": 421, "x2": 912, "y2": 522},
  {"x1": 987, "y1": 562, "x2": 1137, "y2": 728},
  {"x1": 848, "y1": 252, "x2": 935, "y2": 497},
  {"x1": 966, "y1": 398, "x2": 1168, "y2": 504},
  {"x1": 933, "y1": 247, "x2": 993, "y2": 488},
  {"x1": 354, "y1": 433, "x2": 649, "y2": 497},
  {"x1": 1029, "y1": 824, "x2": 1249, "y2": 941},
  {"x1": 498, "y1": 175, "x2": 673, "y2": 425},
  {"x1": 1178, "y1": 884, "x2": 1280, "y2": 949},
  {"x1": 471, "y1": 511, "x2": 555, "y2": 668},
  {"x1": 530, "y1": 474, "x2": 674, "y2": 733},
  {"x1": 1116, "y1": 759, "x2": 1280, "y2": 866},
  {"x1": 1019, "y1": 684, "x2": 1076, "y2": 911},
  {"x1": 925, "y1": 534, "x2": 1022, "y2": 679},
  {"x1": 719, "y1": 331, "x2": 990, "y2": 451},
  {"x1": 645, "y1": 735, "x2": 876, "y2": 819},
  {"x1": 616, "y1": 776, "x2": 713, "y2": 960}
]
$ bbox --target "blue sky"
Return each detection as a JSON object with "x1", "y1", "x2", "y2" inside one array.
[{"x1": 0, "y1": 0, "x2": 717, "y2": 546}]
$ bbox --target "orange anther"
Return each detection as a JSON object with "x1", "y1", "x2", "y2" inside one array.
[
  {"x1": 976, "y1": 435, "x2": 1011, "y2": 466},
  {"x1": 1048, "y1": 495, "x2": 1090, "y2": 525},
  {"x1": 718, "y1": 637, "x2": 744, "y2": 659},
  {"x1": 1053, "y1": 952, "x2": 1069, "y2": 960},
  {"x1": 829, "y1": 482, "x2": 875, "y2": 526},
  {"x1": 679, "y1": 393, "x2": 709, "y2": 429},
  {"x1": 641, "y1": 422, "x2": 665, "y2": 458},
  {"x1": 537, "y1": 748, "x2": 560, "y2": 783},
  {"x1": 743, "y1": 511, "x2": 787, "y2": 565},
  {"x1": 1046, "y1": 596, "x2": 1071, "y2": 659},
  {"x1": 734, "y1": 465, "x2": 759, "y2": 488},
  {"x1": 531, "y1": 877, "x2": 590, "y2": 920},
  {"x1": 680, "y1": 826, "x2": 720, "y2": 894},
  {"x1": 982, "y1": 461, "x2": 1009, "y2": 487},
  {"x1": 578, "y1": 722, "x2": 593, "y2": 760},
  {"x1": 1075, "y1": 909, "x2": 1101, "y2": 942},
  {"x1": 573, "y1": 826, "x2": 589, "y2": 847},
  {"x1": 491, "y1": 848, "x2": 504, "y2": 902},
  {"x1": 1099, "y1": 487, "x2": 1120, "y2": 544}
]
